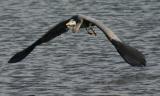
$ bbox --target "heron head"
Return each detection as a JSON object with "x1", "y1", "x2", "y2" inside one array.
[
  {"x1": 66, "y1": 19, "x2": 77, "y2": 32},
  {"x1": 66, "y1": 15, "x2": 83, "y2": 32}
]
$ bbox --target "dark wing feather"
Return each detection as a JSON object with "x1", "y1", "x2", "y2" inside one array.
[
  {"x1": 79, "y1": 14, "x2": 146, "y2": 66},
  {"x1": 8, "y1": 19, "x2": 69, "y2": 63},
  {"x1": 111, "y1": 39, "x2": 146, "y2": 66}
]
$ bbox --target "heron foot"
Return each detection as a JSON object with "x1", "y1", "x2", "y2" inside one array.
[
  {"x1": 86, "y1": 26, "x2": 97, "y2": 36},
  {"x1": 88, "y1": 31, "x2": 97, "y2": 36}
]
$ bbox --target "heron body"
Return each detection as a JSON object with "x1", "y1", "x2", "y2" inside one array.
[{"x1": 8, "y1": 14, "x2": 146, "y2": 67}]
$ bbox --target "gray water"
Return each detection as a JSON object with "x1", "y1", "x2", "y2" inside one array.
[{"x1": 0, "y1": 0, "x2": 160, "y2": 96}]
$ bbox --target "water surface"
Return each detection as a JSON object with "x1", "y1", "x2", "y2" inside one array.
[{"x1": 0, "y1": 0, "x2": 160, "y2": 96}]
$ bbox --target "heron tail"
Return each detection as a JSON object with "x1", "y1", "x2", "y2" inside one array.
[{"x1": 111, "y1": 39, "x2": 146, "y2": 67}]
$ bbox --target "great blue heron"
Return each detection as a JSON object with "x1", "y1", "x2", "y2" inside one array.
[{"x1": 8, "y1": 14, "x2": 146, "y2": 67}]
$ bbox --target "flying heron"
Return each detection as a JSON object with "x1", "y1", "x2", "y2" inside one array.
[{"x1": 8, "y1": 14, "x2": 146, "y2": 67}]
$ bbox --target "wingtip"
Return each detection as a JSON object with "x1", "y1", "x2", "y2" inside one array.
[
  {"x1": 111, "y1": 39, "x2": 147, "y2": 67},
  {"x1": 8, "y1": 57, "x2": 22, "y2": 63},
  {"x1": 8, "y1": 59, "x2": 13, "y2": 63},
  {"x1": 129, "y1": 59, "x2": 146, "y2": 67},
  {"x1": 8, "y1": 59, "x2": 16, "y2": 63},
  {"x1": 8, "y1": 41, "x2": 38, "y2": 63},
  {"x1": 8, "y1": 53, "x2": 23, "y2": 63}
]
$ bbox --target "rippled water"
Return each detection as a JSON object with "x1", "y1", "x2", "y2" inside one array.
[{"x1": 0, "y1": 0, "x2": 160, "y2": 96}]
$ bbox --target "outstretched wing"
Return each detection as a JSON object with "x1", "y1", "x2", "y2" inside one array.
[
  {"x1": 8, "y1": 19, "x2": 70, "y2": 63},
  {"x1": 79, "y1": 14, "x2": 146, "y2": 67}
]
